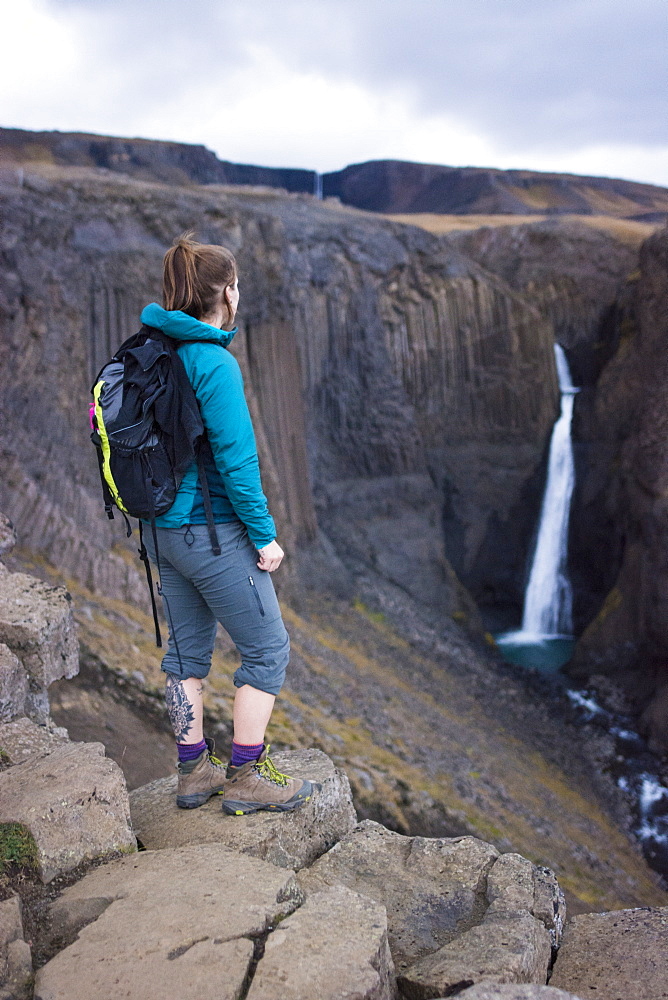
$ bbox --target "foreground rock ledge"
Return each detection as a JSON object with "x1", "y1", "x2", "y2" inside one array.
[
  {"x1": 299, "y1": 820, "x2": 563, "y2": 984},
  {"x1": 549, "y1": 906, "x2": 668, "y2": 1000},
  {"x1": 247, "y1": 884, "x2": 397, "y2": 1000},
  {"x1": 0, "y1": 741, "x2": 135, "y2": 882},
  {"x1": 0, "y1": 644, "x2": 29, "y2": 723},
  {"x1": 300, "y1": 820, "x2": 499, "y2": 969},
  {"x1": 0, "y1": 568, "x2": 79, "y2": 722},
  {"x1": 0, "y1": 716, "x2": 69, "y2": 765},
  {"x1": 129, "y1": 748, "x2": 357, "y2": 869},
  {"x1": 456, "y1": 986, "x2": 584, "y2": 1000},
  {"x1": 34, "y1": 844, "x2": 304, "y2": 1000},
  {"x1": 399, "y1": 910, "x2": 552, "y2": 1000},
  {"x1": 0, "y1": 895, "x2": 32, "y2": 1000}
]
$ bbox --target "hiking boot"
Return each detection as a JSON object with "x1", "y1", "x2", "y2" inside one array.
[
  {"x1": 222, "y1": 745, "x2": 317, "y2": 815},
  {"x1": 176, "y1": 737, "x2": 228, "y2": 809}
]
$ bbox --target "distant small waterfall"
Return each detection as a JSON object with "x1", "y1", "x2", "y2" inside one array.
[
  {"x1": 521, "y1": 344, "x2": 578, "y2": 636},
  {"x1": 313, "y1": 172, "x2": 323, "y2": 200}
]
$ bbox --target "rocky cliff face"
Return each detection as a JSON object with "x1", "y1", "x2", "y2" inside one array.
[
  {"x1": 0, "y1": 127, "x2": 316, "y2": 193},
  {"x1": 568, "y1": 227, "x2": 668, "y2": 752},
  {"x1": 5, "y1": 129, "x2": 667, "y2": 225},
  {"x1": 0, "y1": 166, "x2": 560, "y2": 629},
  {"x1": 449, "y1": 219, "x2": 646, "y2": 631},
  {"x1": 323, "y1": 160, "x2": 668, "y2": 220}
]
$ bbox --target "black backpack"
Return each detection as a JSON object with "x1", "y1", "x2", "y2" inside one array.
[{"x1": 90, "y1": 325, "x2": 220, "y2": 646}]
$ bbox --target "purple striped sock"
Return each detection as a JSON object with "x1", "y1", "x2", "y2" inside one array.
[
  {"x1": 231, "y1": 741, "x2": 264, "y2": 767},
  {"x1": 177, "y1": 738, "x2": 207, "y2": 763}
]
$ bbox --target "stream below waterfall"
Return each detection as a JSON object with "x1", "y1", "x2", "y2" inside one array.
[
  {"x1": 566, "y1": 687, "x2": 668, "y2": 879},
  {"x1": 490, "y1": 342, "x2": 668, "y2": 881}
]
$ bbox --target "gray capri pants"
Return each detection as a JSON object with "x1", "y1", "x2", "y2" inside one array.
[{"x1": 143, "y1": 520, "x2": 290, "y2": 695}]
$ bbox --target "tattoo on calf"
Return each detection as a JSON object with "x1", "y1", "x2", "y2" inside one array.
[{"x1": 165, "y1": 677, "x2": 196, "y2": 742}]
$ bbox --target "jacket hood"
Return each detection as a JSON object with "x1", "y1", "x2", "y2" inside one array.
[{"x1": 141, "y1": 303, "x2": 237, "y2": 348}]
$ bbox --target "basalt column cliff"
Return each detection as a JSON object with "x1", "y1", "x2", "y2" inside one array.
[
  {"x1": 0, "y1": 167, "x2": 559, "y2": 628},
  {"x1": 567, "y1": 228, "x2": 668, "y2": 750}
]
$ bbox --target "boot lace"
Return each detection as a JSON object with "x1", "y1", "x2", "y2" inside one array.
[{"x1": 253, "y1": 747, "x2": 290, "y2": 787}]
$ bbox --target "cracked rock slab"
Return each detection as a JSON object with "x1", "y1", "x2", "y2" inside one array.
[
  {"x1": 0, "y1": 571, "x2": 78, "y2": 720},
  {"x1": 456, "y1": 985, "x2": 585, "y2": 1000},
  {"x1": 247, "y1": 884, "x2": 397, "y2": 1000},
  {"x1": 549, "y1": 906, "x2": 668, "y2": 1000},
  {"x1": 0, "y1": 741, "x2": 135, "y2": 881},
  {"x1": 130, "y1": 748, "x2": 357, "y2": 869},
  {"x1": 299, "y1": 820, "x2": 499, "y2": 969},
  {"x1": 0, "y1": 644, "x2": 28, "y2": 723},
  {"x1": 398, "y1": 910, "x2": 552, "y2": 1000},
  {"x1": 486, "y1": 853, "x2": 565, "y2": 949},
  {"x1": 0, "y1": 716, "x2": 69, "y2": 764},
  {"x1": 34, "y1": 844, "x2": 304, "y2": 1000}
]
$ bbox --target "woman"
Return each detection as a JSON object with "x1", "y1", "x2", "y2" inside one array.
[{"x1": 141, "y1": 232, "x2": 314, "y2": 815}]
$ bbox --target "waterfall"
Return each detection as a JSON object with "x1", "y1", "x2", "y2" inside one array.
[
  {"x1": 521, "y1": 344, "x2": 578, "y2": 637},
  {"x1": 313, "y1": 172, "x2": 323, "y2": 200},
  {"x1": 495, "y1": 343, "x2": 580, "y2": 669}
]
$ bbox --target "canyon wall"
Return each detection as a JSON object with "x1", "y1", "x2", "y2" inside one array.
[
  {"x1": 450, "y1": 219, "x2": 646, "y2": 630},
  {"x1": 447, "y1": 216, "x2": 668, "y2": 750},
  {"x1": 568, "y1": 227, "x2": 668, "y2": 751},
  {"x1": 0, "y1": 166, "x2": 559, "y2": 629}
]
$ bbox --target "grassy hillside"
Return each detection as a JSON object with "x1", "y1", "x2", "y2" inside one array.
[{"x1": 386, "y1": 212, "x2": 659, "y2": 246}]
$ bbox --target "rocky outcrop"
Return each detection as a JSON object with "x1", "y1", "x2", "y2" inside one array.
[
  {"x1": 549, "y1": 906, "x2": 668, "y2": 1000},
  {"x1": 323, "y1": 160, "x2": 668, "y2": 219},
  {"x1": 32, "y1": 816, "x2": 571, "y2": 1000},
  {"x1": 0, "y1": 740, "x2": 135, "y2": 882},
  {"x1": 0, "y1": 563, "x2": 78, "y2": 724},
  {"x1": 130, "y1": 748, "x2": 357, "y2": 868},
  {"x1": 0, "y1": 561, "x2": 136, "y2": 883},
  {"x1": 0, "y1": 597, "x2": 650, "y2": 1000},
  {"x1": 34, "y1": 845, "x2": 305, "y2": 1000},
  {"x1": 0, "y1": 716, "x2": 69, "y2": 764},
  {"x1": 567, "y1": 227, "x2": 668, "y2": 750},
  {"x1": 299, "y1": 822, "x2": 500, "y2": 969},
  {"x1": 247, "y1": 884, "x2": 397, "y2": 1000},
  {"x1": 300, "y1": 822, "x2": 563, "y2": 998},
  {"x1": 0, "y1": 644, "x2": 29, "y2": 724},
  {"x1": 399, "y1": 910, "x2": 552, "y2": 999},
  {"x1": 457, "y1": 987, "x2": 583, "y2": 1000},
  {"x1": 0, "y1": 895, "x2": 32, "y2": 1000}
]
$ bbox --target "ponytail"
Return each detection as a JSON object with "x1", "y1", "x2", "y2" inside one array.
[{"x1": 162, "y1": 231, "x2": 237, "y2": 323}]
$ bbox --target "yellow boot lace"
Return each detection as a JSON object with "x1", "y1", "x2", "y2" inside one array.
[{"x1": 254, "y1": 746, "x2": 290, "y2": 786}]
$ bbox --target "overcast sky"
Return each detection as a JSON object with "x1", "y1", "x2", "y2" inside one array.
[{"x1": 3, "y1": 0, "x2": 667, "y2": 185}]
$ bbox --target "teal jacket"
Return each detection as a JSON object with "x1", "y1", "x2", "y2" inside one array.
[{"x1": 140, "y1": 303, "x2": 276, "y2": 548}]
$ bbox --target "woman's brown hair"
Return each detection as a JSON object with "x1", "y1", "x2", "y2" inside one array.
[{"x1": 163, "y1": 232, "x2": 237, "y2": 324}]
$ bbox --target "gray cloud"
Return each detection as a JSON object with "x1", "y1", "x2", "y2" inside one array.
[{"x1": 41, "y1": 0, "x2": 668, "y2": 158}]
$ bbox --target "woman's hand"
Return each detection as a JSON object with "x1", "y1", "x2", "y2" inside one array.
[{"x1": 256, "y1": 539, "x2": 284, "y2": 572}]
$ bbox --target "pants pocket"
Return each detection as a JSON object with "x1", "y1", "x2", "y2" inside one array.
[{"x1": 248, "y1": 575, "x2": 265, "y2": 617}]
